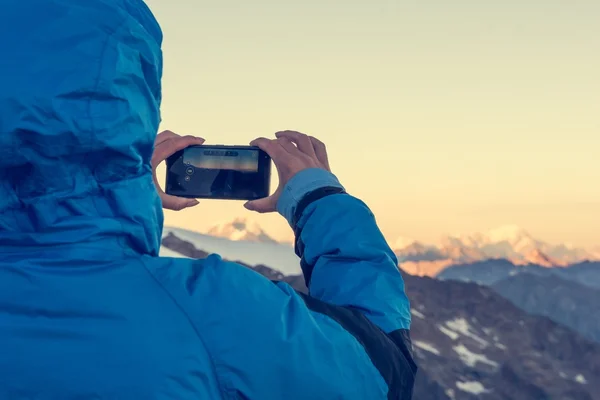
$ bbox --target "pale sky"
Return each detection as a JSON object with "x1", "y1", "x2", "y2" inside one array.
[{"x1": 148, "y1": 0, "x2": 599, "y2": 248}]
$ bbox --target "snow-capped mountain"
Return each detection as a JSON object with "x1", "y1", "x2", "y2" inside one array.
[
  {"x1": 394, "y1": 241, "x2": 446, "y2": 262},
  {"x1": 519, "y1": 248, "x2": 560, "y2": 267},
  {"x1": 481, "y1": 225, "x2": 537, "y2": 253},
  {"x1": 395, "y1": 225, "x2": 597, "y2": 276},
  {"x1": 445, "y1": 225, "x2": 557, "y2": 263},
  {"x1": 159, "y1": 226, "x2": 301, "y2": 275},
  {"x1": 205, "y1": 217, "x2": 278, "y2": 244},
  {"x1": 394, "y1": 236, "x2": 418, "y2": 250}
]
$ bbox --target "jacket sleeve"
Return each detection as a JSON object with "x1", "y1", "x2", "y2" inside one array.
[
  {"x1": 280, "y1": 168, "x2": 417, "y2": 390},
  {"x1": 223, "y1": 168, "x2": 416, "y2": 398},
  {"x1": 278, "y1": 168, "x2": 412, "y2": 335}
]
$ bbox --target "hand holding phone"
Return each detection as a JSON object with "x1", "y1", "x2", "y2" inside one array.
[
  {"x1": 165, "y1": 144, "x2": 271, "y2": 201},
  {"x1": 244, "y1": 131, "x2": 331, "y2": 213},
  {"x1": 153, "y1": 130, "x2": 331, "y2": 214},
  {"x1": 152, "y1": 131, "x2": 205, "y2": 211}
]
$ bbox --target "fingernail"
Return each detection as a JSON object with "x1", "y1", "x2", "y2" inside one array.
[
  {"x1": 243, "y1": 202, "x2": 252, "y2": 210},
  {"x1": 189, "y1": 199, "x2": 199, "y2": 206}
]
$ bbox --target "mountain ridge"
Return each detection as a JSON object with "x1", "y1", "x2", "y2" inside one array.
[
  {"x1": 492, "y1": 273, "x2": 600, "y2": 344},
  {"x1": 437, "y1": 258, "x2": 600, "y2": 291},
  {"x1": 395, "y1": 225, "x2": 597, "y2": 276}
]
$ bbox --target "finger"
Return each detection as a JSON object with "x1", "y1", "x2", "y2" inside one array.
[
  {"x1": 152, "y1": 135, "x2": 205, "y2": 168},
  {"x1": 276, "y1": 137, "x2": 303, "y2": 156},
  {"x1": 150, "y1": 163, "x2": 199, "y2": 211},
  {"x1": 309, "y1": 136, "x2": 330, "y2": 171},
  {"x1": 275, "y1": 130, "x2": 317, "y2": 158},
  {"x1": 162, "y1": 196, "x2": 200, "y2": 211},
  {"x1": 250, "y1": 137, "x2": 291, "y2": 163},
  {"x1": 156, "y1": 130, "x2": 180, "y2": 146},
  {"x1": 244, "y1": 196, "x2": 276, "y2": 213}
]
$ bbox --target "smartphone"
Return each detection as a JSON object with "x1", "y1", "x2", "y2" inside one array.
[{"x1": 165, "y1": 145, "x2": 271, "y2": 201}]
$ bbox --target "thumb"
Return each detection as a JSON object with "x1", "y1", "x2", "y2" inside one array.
[
  {"x1": 163, "y1": 196, "x2": 199, "y2": 211},
  {"x1": 244, "y1": 197, "x2": 276, "y2": 213}
]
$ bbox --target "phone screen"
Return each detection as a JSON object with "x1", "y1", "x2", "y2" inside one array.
[
  {"x1": 165, "y1": 145, "x2": 271, "y2": 200},
  {"x1": 183, "y1": 147, "x2": 259, "y2": 172}
]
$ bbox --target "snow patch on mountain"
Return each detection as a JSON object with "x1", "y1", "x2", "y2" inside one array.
[
  {"x1": 414, "y1": 341, "x2": 440, "y2": 356},
  {"x1": 453, "y1": 344, "x2": 498, "y2": 368},
  {"x1": 456, "y1": 381, "x2": 489, "y2": 395},
  {"x1": 445, "y1": 318, "x2": 489, "y2": 347},
  {"x1": 439, "y1": 326, "x2": 460, "y2": 340},
  {"x1": 495, "y1": 343, "x2": 507, "y2": 350}
]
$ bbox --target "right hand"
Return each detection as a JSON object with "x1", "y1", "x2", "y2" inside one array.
[{"x1": 244, "y1": 130, "x2": 331, "y2": 214}]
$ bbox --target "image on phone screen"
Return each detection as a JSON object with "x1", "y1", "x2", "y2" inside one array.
[{"x1": 165, "y1": 146, "x2": 271, "y2": 200}]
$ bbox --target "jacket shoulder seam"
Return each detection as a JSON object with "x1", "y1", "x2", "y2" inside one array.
[{"x1": 137, "y1": 258, "x2": 234, "y2": 400}]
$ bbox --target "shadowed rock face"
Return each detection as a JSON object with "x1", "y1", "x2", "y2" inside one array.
[
  {"x1": 162, "y1": 233, "x2": 210, "y2": 259},
  {"x1": 162, "y1": 233, "x2": 600, "y2": 400},
  {"x1": 492, "y1": 273, "x2": 600, "y2": 344}
]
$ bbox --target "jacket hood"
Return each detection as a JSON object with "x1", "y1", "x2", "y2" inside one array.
[{"x1": 0, "y1": 0, "x2": 164, "y2": 260}]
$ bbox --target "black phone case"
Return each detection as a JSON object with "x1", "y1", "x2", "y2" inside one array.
[{"x1": 164, "y1": 145, "x2": 271, "y2": 201}]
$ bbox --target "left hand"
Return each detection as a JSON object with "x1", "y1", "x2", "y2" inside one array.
[{"x1": 151, "y1": 130, "x2": 205, "y2": 211}]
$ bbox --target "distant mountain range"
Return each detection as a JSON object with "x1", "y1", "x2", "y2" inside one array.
[
  {"x1": 395, "y1": 225, "x2": 599, "y2": 277},
  {"x1": 194, "y1": 219, "x2": 599, "y2": 278},
  {"x1": 160, "y1": 229, "x2": 600, "y2": 400}
]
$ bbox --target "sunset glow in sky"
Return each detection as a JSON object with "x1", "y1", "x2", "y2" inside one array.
[{"x1": 148, "y1": 0, "x2": 599, "y2": 248}]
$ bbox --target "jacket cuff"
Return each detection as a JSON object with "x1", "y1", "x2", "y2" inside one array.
[{"x1": 276, "y1": 168, "x2": 345, "y2": 226}]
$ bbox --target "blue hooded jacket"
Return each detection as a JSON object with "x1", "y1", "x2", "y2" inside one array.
[{"x1": 0, "y1": 1, "x2": 416, "y2": 399}]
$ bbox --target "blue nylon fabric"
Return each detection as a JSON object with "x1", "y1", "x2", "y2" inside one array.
[
  {"x1": 0, "y1": 1, "x2": 409, "y2": 398},
  {"x1": 276, "y1": 167, "x2": 344, "y2": 225},
  {"x1": 297, "y1": 194, "x2": 412, "y2": 333},
  {"x1": 0, "y1": 0, "x2": 164, "y2": 260}
]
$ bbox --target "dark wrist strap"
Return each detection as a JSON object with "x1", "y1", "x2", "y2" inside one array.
[{"x1": 292, "y1": 186, "x2": 346, "y2": 259}]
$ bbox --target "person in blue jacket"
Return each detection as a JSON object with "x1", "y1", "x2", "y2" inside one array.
[{"x1": 0, "y1": 0, "x2": 416, "y2": 399}]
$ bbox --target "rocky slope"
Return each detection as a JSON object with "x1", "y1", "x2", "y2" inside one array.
[
  {"x1": 405, "y1": 273, "x2": 599, "y2": 399},
  {"x1": 492, "y1": 273, "x2": 600, "y2": 344}
]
